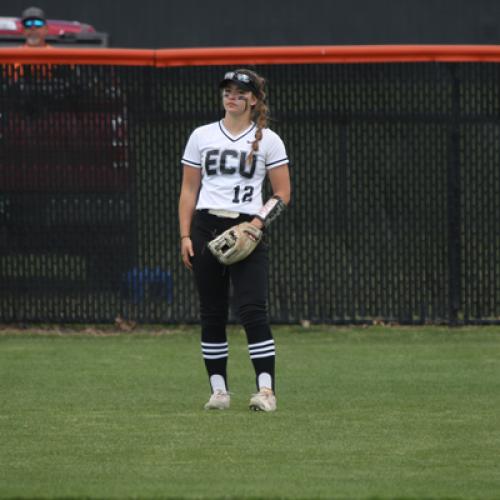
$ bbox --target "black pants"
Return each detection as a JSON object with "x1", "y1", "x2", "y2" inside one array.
[{"x1": 191, "y1": 210, "x2": 275, "y2": 392}]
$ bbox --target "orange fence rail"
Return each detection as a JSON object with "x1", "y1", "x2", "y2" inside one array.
[
  {"x1": 3, "y1": 45, "x2": 500, "y2": 66},
  {"x1": 3, "y1": 44, "x2": 500, "y2": 323}
]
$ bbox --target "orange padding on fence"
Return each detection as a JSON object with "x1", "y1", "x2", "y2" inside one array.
[{"x1": 3, "y1": 45, "x2": 500, "y2": 66}]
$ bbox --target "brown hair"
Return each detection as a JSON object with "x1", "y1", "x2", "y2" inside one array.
[{"x1": 233, "y1": 68, "x2": 269, "y2": 165}]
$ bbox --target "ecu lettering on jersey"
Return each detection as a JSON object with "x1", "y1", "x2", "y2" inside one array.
[
  {"x1": 182, "y1": 120, "x2": 288, "y2": 215},
  {"x1": 204, "y1": 149, "x2": 257, "y2": 178}
]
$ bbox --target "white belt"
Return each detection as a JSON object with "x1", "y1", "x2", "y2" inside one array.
[{"x1": 208, "y1": 209, "x2": 240, "y2": 219}]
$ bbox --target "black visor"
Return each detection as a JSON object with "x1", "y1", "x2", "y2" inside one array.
[{"x1": 219, "y1": 71, "x2": 260, "y2": 97}]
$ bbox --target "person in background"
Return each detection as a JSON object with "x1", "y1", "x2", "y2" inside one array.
[{"x1": 21, "y1": 6, "x2": 49, "y2": 48}]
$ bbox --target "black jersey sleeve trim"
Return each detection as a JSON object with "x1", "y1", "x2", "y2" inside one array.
[
  {"x1": 182, "y1": 158, "x2": 202, "y2": 167},
  {"x1": 265, "y1": 157, "x2": 289, "y2": 168}
]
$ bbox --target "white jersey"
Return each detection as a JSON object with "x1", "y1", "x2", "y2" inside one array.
[{"x1": 182, "y1": 120, "x2": 288, "y2": 214}]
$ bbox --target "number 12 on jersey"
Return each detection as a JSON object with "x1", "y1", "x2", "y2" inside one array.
[{"x1": 233, "y1": 185, "x2": 254, "y2": 203}]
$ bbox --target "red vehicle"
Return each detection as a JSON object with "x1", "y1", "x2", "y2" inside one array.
[{"x1": 0, "y1": 15, "x2": 108, "y2": 46}]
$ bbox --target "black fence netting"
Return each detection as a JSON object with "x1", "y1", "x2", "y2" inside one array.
[{"x1": 1, "y1": 61, "x2": 500, "y2": 324}]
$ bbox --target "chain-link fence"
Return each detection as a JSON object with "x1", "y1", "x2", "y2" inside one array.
[{"x1": 1, "y1": 61, "x2": 500, "y2": 323}]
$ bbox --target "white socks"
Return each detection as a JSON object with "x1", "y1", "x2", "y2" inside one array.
[
  {"x1": 258, "y1": 372, "x2": 272, "y2": 391},
  {"x1": 210, "y1": 372, "x2": 272, "y2": 393},
  {"x1": 210, "y1": 374, "x2": 227, "y2": 393}
]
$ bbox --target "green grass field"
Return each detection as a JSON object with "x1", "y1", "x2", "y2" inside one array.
[{"x1": 1, "y1": 325, "x2": 499, "y2": 499}]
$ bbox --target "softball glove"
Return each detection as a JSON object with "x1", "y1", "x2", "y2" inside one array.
[{"x1": 208, "y1": 222, "x2": 262, "y2": 265}]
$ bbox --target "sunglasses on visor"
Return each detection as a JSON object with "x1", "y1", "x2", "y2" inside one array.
[
  {"x1": 23, "y1": 18, "x2": 46, "y2": 28},
  {"x1": 223, "y1": 71, "x2": 252, "y2": 83}
]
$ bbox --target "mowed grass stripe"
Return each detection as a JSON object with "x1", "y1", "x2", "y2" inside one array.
[{"x1": 0, "y1": 326, "x2": 499, "y2": 499}]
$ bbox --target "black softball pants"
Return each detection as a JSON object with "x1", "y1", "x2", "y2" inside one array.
[{"x1": 190, "y1": 209, "x2": 275, "y2": 392}]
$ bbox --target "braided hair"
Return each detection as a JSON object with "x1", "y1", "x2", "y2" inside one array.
[{"x1": 232, "y1": 69, "x2": 269, "y2": 165}]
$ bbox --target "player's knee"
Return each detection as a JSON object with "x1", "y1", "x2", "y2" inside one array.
[
  {"x1": 200, "y1": 302, "x2": 228, "y2": 326},
  {"x1": 238, "y1": 302, "x2": 268, "y2": 329}
]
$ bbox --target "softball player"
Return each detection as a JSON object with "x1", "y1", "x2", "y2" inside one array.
[{"x1": 178, "y1": 69, "x2": 291, "y2": 411}]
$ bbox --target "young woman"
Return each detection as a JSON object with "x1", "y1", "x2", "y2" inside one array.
[{"x1": 178, "y1": 69, "x2": 291, "y2": 412}]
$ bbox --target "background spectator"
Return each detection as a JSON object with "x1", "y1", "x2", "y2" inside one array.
[{"x1": 21, "y1": 6, "x2": 49, "y2": 47}]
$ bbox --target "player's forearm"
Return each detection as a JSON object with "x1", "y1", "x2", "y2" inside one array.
[
  {"x1": 272, "y1": 189, "x2": 290, "y2": 205},
  {"x1": 178, "y1": 192, "x2": 197, "y2": 238},
  {"x1": 268, "y1": 165, "x2": 291, "y2": 205}
]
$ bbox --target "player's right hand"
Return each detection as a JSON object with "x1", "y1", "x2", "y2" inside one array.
[{"x1": 181, "y1": 238, "x2": 194, "y2": 270}]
